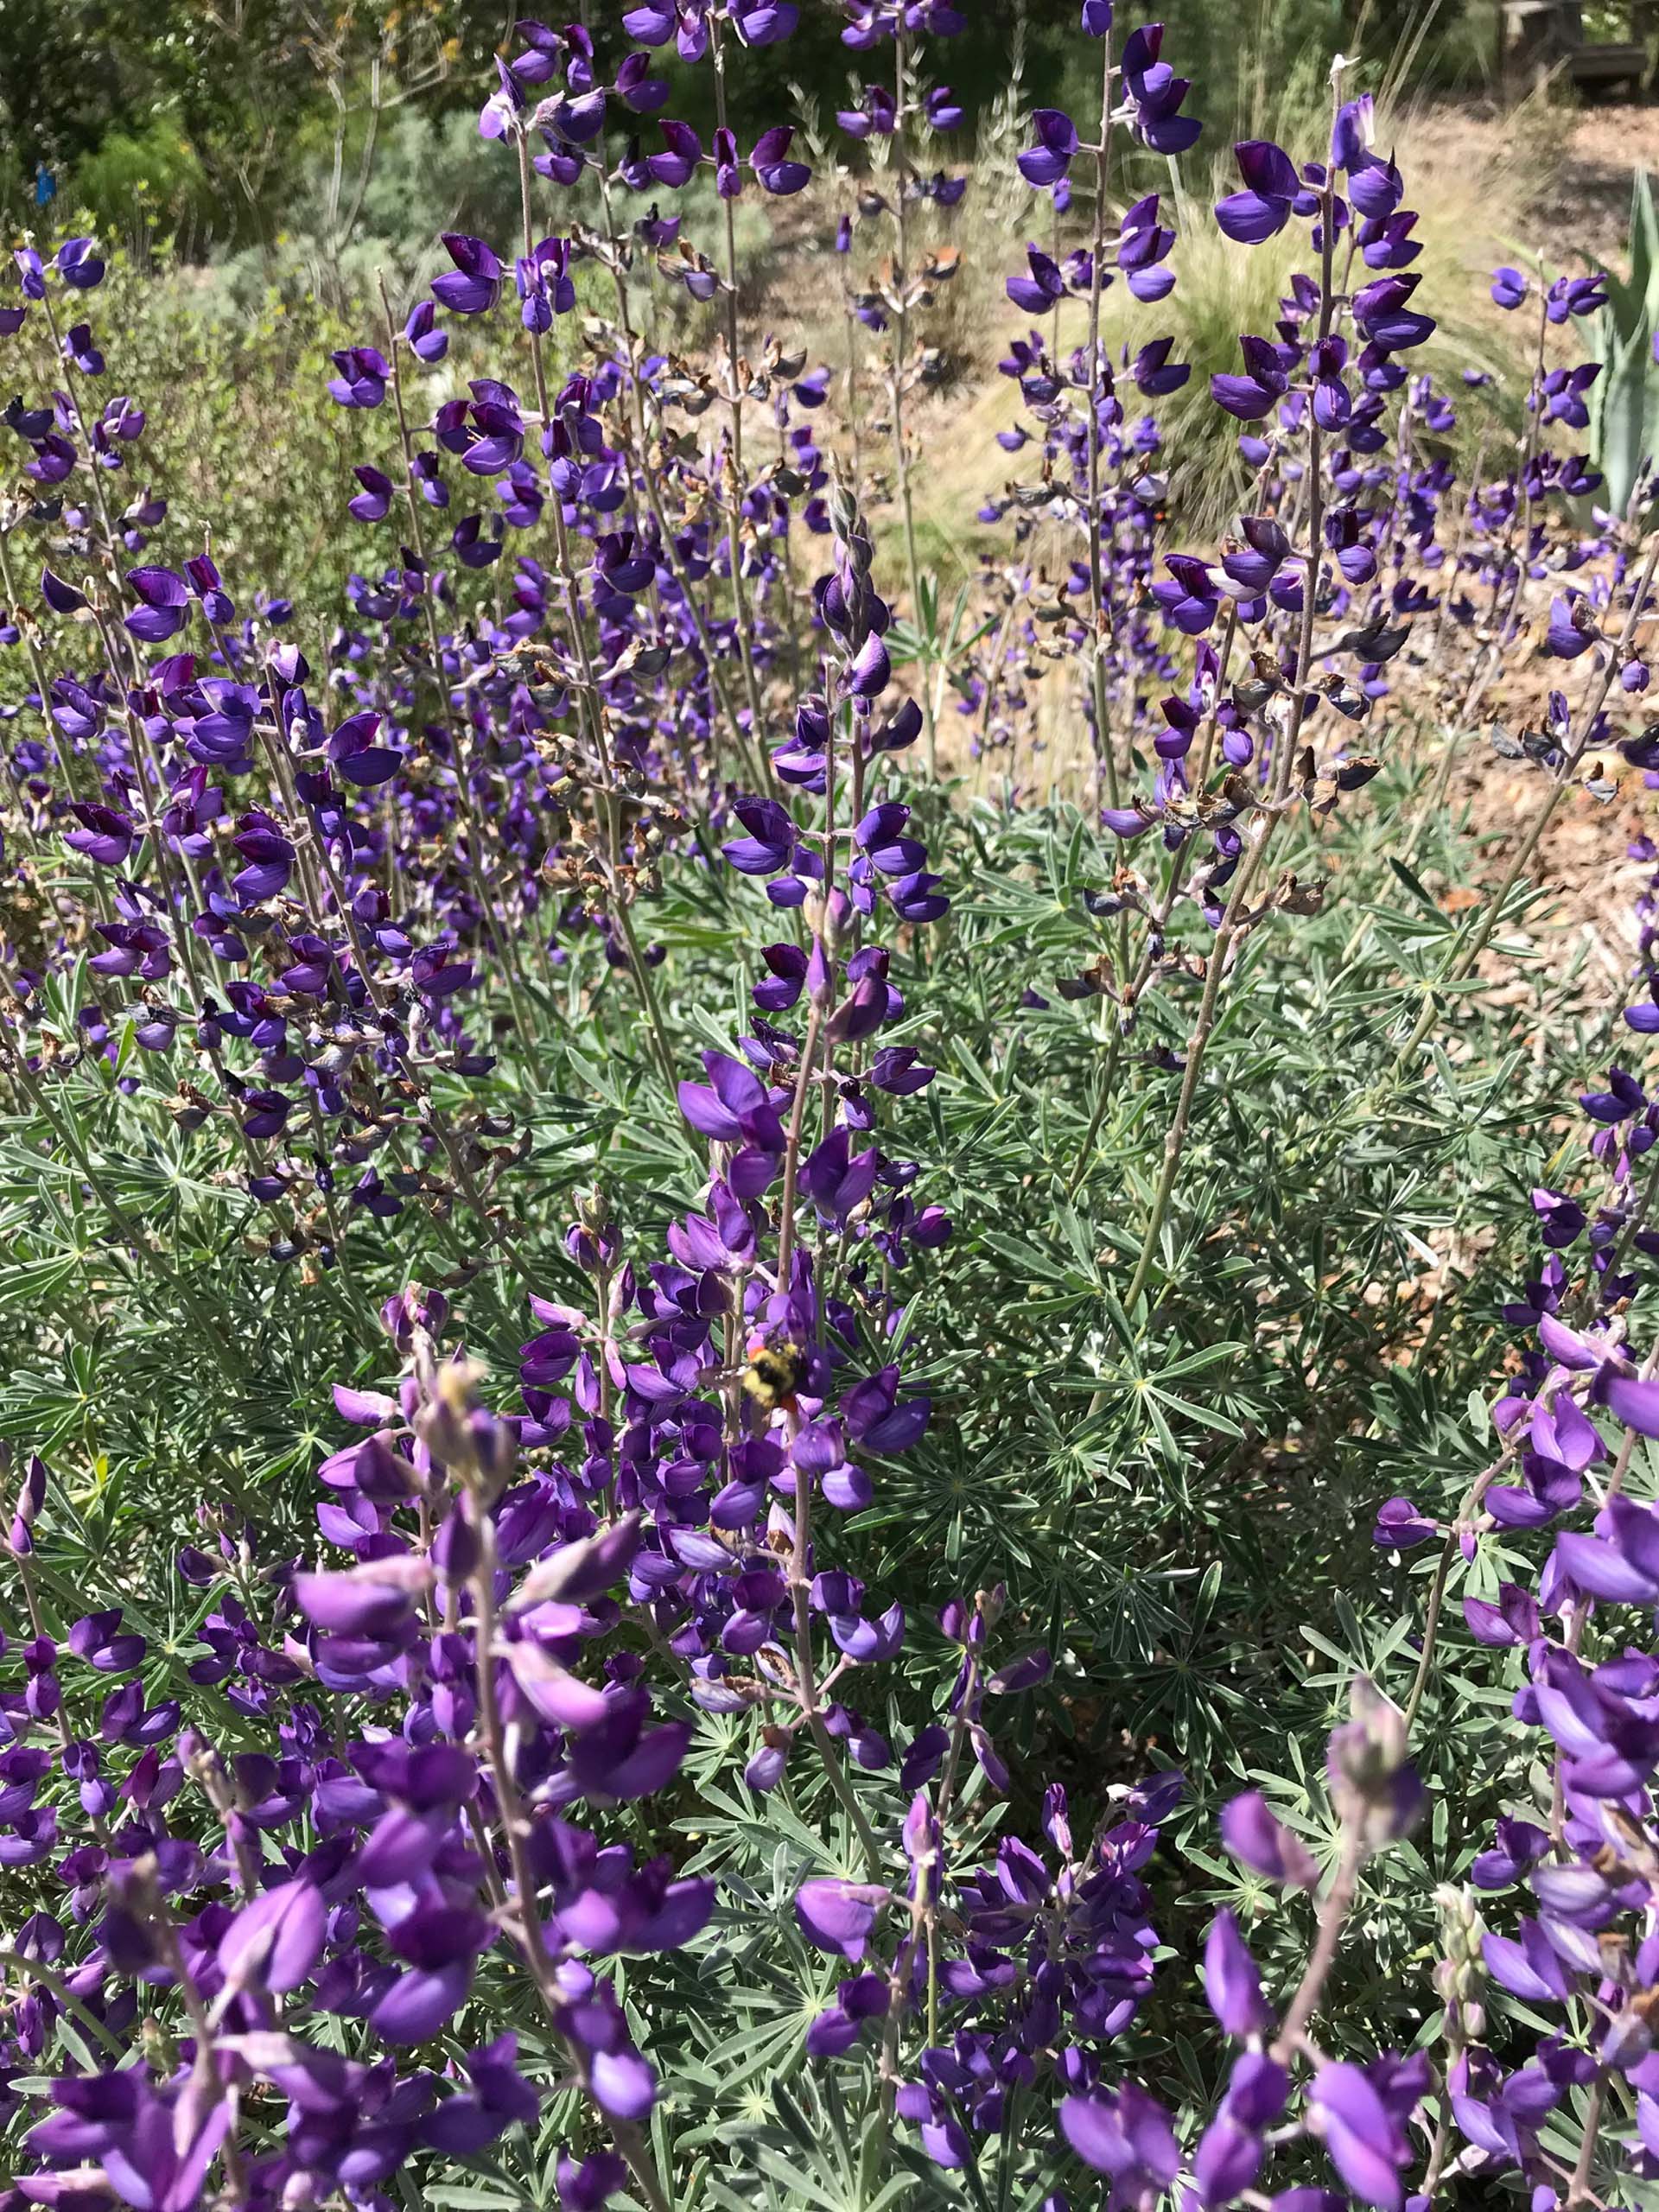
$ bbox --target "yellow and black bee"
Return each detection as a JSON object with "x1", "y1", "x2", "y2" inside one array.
[{"x1": 741, "y1": 1338, "x2": 809, "y2": 1416}]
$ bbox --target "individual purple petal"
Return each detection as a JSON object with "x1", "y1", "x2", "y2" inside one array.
[
  {"x1": 1220, "y1": 1790, "x2": 1320, "y2": 1888},
  {"x1": 1204, "y1": 1908, "x2": 1275, "y2": 2037},
  {"x1": 218, "y1": 1879, "x2": 325, "y2": 1994},
  {"x1": 372, "y1": 1959, "x2": 474, "y2": 2042},
  {"x1": 589, "y1": 2048, "x2": 657, "y2": 2120},
  {"x1": 796, "y1": 1878, "x2": 887, "y2": 1960},
  {"x1": 1605, "y1": 1367, "x2": 1659, "y2": 1439},
  {"x1": 1310, "y1": 2063, "x2": 1408, "y2": 2210}
]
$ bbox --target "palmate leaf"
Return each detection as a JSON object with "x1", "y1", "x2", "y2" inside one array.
[
  {"x1": 0, "y1": 1251, "x2": 96, "y2": 1310},
  {"x1": 416, "y1": 2190, "x2": 530, "y2": 2209}
]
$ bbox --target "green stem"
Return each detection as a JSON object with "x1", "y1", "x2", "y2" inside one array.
[{"x1": 0, "y1": 1946, "x2": 126, "y2": 2060}]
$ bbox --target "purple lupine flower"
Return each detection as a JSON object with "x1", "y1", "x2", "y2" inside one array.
[
  {"x1": 1221, "y1": 1789, "x2": 1320, "y2": 1888},
  {"x1": 1118, "y1": 195, "x2": 1177, "y2": 301},
  {"x1": 1018, "y1": 110, "x2": 1079, "y2": 188},
  {"x1": 1059, "y1": 2084, "x2": 1181, "y2": 2193},
  {"x1": 433, "y1": 233, "x2": 504, "y2": 315},
  {"x1": 796, "y1": 1878, "x2": 889, "y2": 1959},
  {"x1": 1203, "y1": 1909, "x2": 1275, "y2": 2037},
  {"x1": 751, "y1": 126, "x2": 810, "y2": 193},
  {"x1": 327, "y1": 344, "x2": 390, "y2": 407},
  {"x1": 1007, "y1": 248, "x2": 1067, "y2": 315},
  {"x1": 650, "y1": 120, "x2": 702, "y2": 186},
  {"x1": 65, "y1": 803, "x2": 135, "y2": 867},
  {"x1": 1211, "y1": 336, "x2": 1289, "y2": 421},
  {"x1": 349, "y1": 465, "x2": 396, "y2": 522},
  {"x1": 1546, "y1": 594, "x2": 1597, "y2": 658},
  {"x1": 1122, "y1": 24, "x2": 1201, "y2": 153},
  {"x1": 218, "y1": 1878, "x2": 327, "y2": 1994},
  {"x1": 1193, "y1": 2051, "x2": 1287, "y2": 2202},
  {"x1": 1151, "y1": 554, "x2": 1222, "y2": 635},
  {"x1": 292, "y1": 1558, "x2": 432, "y2": 1635},
  {"x1": 54, "y1": 237, "x2": 105, "y2": 289},
  {"x1": 123, "y1": 564, "x2": 188, "y2": 642},
  {"x1": 372, "y1": 1904, "x2": 493, "y2": 2042},
  {"x1": 422, "y1": 2034, "x2": 541, "y2": 2156},
  {"x1": 1311, "y1": 2061, "x2": 1414, "y2": 2208},
  {"x1": 1215, "y1": 141, "x2": 1299, "y2": 244},
  {"x1": 40, "y1": 565, "x2": 85, "y2": 613},
  {"x1": 404, "y1": 299, "x2": 448, "y2": 360}
]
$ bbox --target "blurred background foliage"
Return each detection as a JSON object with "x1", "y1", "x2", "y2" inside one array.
[
  {"x1": 0, "y1": 0, "x2": 1559, "y2": 595},
  {"x1": 7, "y1": 0, "x2": 1588, "y2": 623},
  {"x1": 3, "y1": 0, "x2": 1491, "y2": 261}
]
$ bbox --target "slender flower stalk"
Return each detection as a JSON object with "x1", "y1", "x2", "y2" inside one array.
[
  {"x1": 1083, "y1": 24, "x2": 1121, "y2": 816},
  {"x1": 708, "y1": 10, "x2": 772, "y2": 766},
  {"x1": 372, "y1": 280, "x2": 537, "y2": 1038}
]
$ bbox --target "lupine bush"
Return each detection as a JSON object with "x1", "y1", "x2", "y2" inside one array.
[{"x1": 4, "y1": 5, "x2": 1659, "y2": 2210}]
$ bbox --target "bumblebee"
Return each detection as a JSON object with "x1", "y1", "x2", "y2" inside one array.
[{"x1": 742, "y1": 1339, "x2": 809, "y2": 1415}]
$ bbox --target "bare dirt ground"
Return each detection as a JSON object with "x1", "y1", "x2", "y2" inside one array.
[
  {"x1": 1410, "y1": 98, "x2": 1659, "y2": 959},
  {"x1": 1402, "y1": 92, "x2": 1659, "y2": 256},
  {"x1": 1503, "y1": 98, "x2": 1659, "y2": 256}
]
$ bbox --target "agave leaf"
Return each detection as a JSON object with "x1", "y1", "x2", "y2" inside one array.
[
  {"x1": 1584, "y1": 169, "x2": 1659, "y2": 517},
  {"x1": 1634, "y1": 168, "x2": 1658, "y2": 308}
]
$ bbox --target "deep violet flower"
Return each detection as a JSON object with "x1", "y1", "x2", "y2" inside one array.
[
  {"x1": 433, "y1": 233, "x2": 504, "y2": 315},
  {"x1": 1214, "y1": 140, "x2": 1300, "y2": 244}
]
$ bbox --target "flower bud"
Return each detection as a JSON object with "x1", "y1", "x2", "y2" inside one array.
[
  {"x1": 1327, "y1": 1677, "x2": 1423, "y2": 1847},
  {"x1": 576, "y1": 1185, "x2": 611, "y2": 1231},
  {"x1": 826, "y1": 470, "x2": 859, "y2": 546}
]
